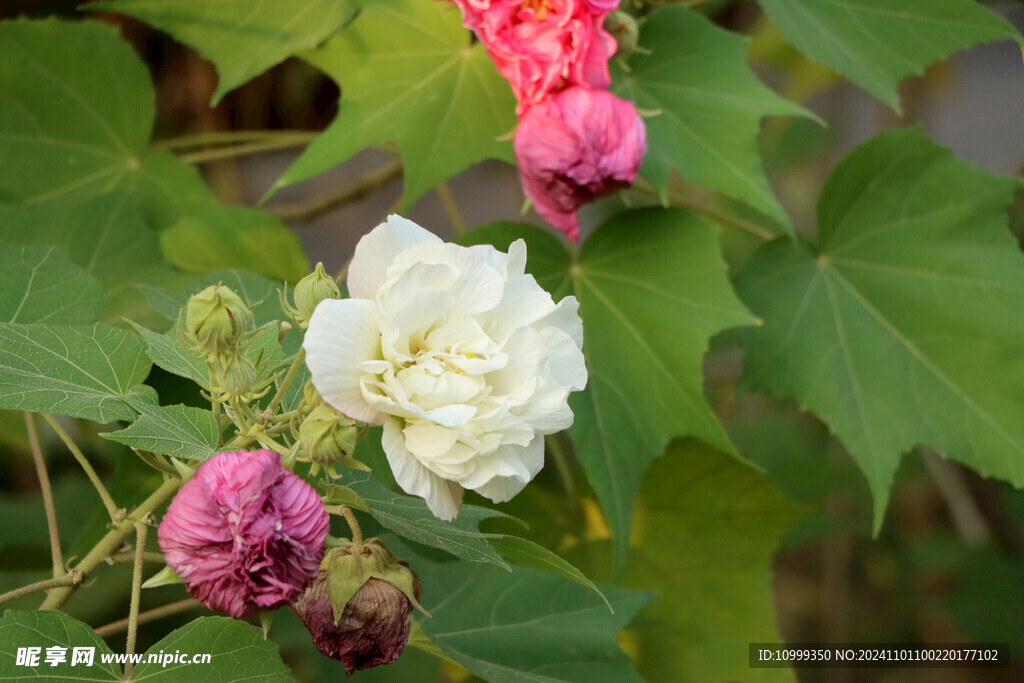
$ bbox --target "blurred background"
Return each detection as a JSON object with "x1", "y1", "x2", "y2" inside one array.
[{"x1": 2, "y1": 1, "x2": 1024, "y2": 681}]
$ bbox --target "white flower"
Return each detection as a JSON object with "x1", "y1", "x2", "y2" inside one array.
[{"x1": 304, "y1": 216, "x2": 587, "y2": 520}]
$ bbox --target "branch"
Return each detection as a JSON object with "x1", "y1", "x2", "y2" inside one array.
[
  {"x1": 265, "y1": 159, "x2": 403, "y2": 223},
  {"x1": 42, "y1": 414, "x2": 120, "y2": 521},
  {"x1": 24, "y1": 412, "x2": 63, "y2": 578}
]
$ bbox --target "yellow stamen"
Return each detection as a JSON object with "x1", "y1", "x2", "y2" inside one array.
[{"x1": 521, "y1": 0, "x2": 554, "y2": 21}]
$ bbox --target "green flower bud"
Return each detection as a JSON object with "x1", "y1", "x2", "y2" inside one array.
[
  {"x1": 184, "y1": 285, "x2": 252, "y2": 354},
  {"x1": 299, "y1": 403, "x2": 364, "y2": 469},
  {"x1": 214, "y1": 353, "x2": 257, "y2": 395},
  {"x1": 291, "y1": 262, "x2": 340, "y2": 328},
  {"x1": 605, "y1": 11, "x2": 640, "y2": 56}
]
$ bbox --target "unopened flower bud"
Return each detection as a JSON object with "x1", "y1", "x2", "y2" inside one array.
[
  {"x1": 292, "y1": 542, "x2": 423, "y2": 675},
  {"x1": 293, "y1": 263, "x2": 341, "y2": 327},
  {"x1": 605, "y1": 11, "x2": 640, "y2": 56},
  {"x1": 299, "y1": 403, "x2": 363, "y2": 469},
  {"x1": 214, "y1": 353, "x2": 257, "y2": 395},
  {"x1": 185, "y1": 285, "x2": 252, "y2": 354}
]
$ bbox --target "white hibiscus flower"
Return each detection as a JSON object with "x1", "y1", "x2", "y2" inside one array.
[{"x1": 304, "y1": 215, "x2": 587, "y2": 520}]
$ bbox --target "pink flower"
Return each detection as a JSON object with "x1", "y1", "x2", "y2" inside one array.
[
  {"x1": 450, "y1": 0, "x2": 616, "y2": 112},
  {"x1": 158, "y1": 449, "x2": 329, "y2": 619},
  {"x1": 514, "y1": 85, "x2": 646, "y2": 241}
]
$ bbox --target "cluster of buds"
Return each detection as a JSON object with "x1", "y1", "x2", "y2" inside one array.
[
  {"x1": 181, "y1": 284, "x2": 262, "y2": 399},
  {"x1": 292, "y1": 540, "x2": 424, "y2": 675},
  {"x1": 281, "y1": 262, "x2": 341, "y2": 330}
]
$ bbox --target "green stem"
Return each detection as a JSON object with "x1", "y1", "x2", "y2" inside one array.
[
  {"x1": 180, "y1": 134, "x2": 319, "y2": 164},
  {"x1": 151, "y1": 130, "x2": 319, "y2": 151},
  {"x1": 0, "y1": 574, "x2": 78, "y2": 606},
  {"x1": 109, "y1": 551, "x2": 165, "y2": 564},
  {"x1": 42, "y1": 414, "x2": 120, "y2": 521},
  {"x1": 24, "y1": 412, "x2": 64, "y2": 578},
  {"x1": 94, "y1": 598, "x2": 201, "y2": 638},
  {"x1": 546, "y1": 433, "x2": 577, "y2": 507},
  {"x1": 436, "y1": 182, "x2": 466, "y2": 236},
  {"x1": 40, "y1": 477, "x2": 181, "y2": 610},
  {"x1": 633, "y1": 178, "x2": 777, "y2": 241},
  {"x1": 124, "y1": 522, "x2": 147, "y2": 679},
  {"x1": 339, "y1": 506, "x2": 364, "y2": 546},
  {"x1": 266, "y1": 348, "x2": 306, "y2": 414}
]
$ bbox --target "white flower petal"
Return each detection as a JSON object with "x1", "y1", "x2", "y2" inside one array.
[
  {"x1": 471, "y1": 436, "x2": 544, "y2": 503},
  {"x1": 383, "y1": 418, "x2": 463, "y2": 520},
  {"x1": 348, "y1": 215, "x2": 440, "y2": 299},
  {"x1": 304, "y1": 299, "x2": 382, "y2": 424}
]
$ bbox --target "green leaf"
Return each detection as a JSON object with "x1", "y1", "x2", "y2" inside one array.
[
  {"x1": 0, "y1": 192, "x2": 184, "y2": 327},
  {"x1": 322, "y1": 469, "x2": 511, "y2": 568},
  {"x1": 103, "y1": 403, "x2": 219, "y2": 460},
  {"x1": 486, "y1": 535, "x2": 610, "y2": 609},
  {"x1": 408, "y1": 546, "x2": 652, "y2": 683},
  {"x1": 620, "y1": 441, "x2": 800, "y2": 682},
  {"x1": 90, "y1": 0, "x2": 357, "y2": 104},
  {"x1": 128, "y1": 321, "x2": 208, "y2": 382},
  {"x1": 463, "y1": 211, "x2": 755, "y2": 573},
  {"x1": 0, "y1": 19, "x2": 153, "y2": 205},
  {"x1": 159, "y1": 206, "x2": 309, "y2": 284},
  {"x1": 130, "y1": 617, "x2": 294, "y2": 681},
  {"x1": 612, "y1": 6, "x2": 808, "y2": 227},
  {"x1": 272, "y1": 0, "x2": 517, "y2": 208},
  {"x1": 0, "y1": 610, "x2": 121, "y2": 681},
  {"x1": 0, "y1": 241, "x2": 105, "y2": 324},
  {"x1": 737, "y1": 126, "x2": 1024, "y2": 528},
  {"x1": 758, "y1": 0, "x2": 1021, "y2": 111},
  {"x1": 0, "y1": 323, "x2": 155, "y2": 422}
]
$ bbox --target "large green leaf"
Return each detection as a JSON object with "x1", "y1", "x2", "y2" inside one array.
[
  {"x1": 0, "y1": 19, "x2": 153, "y2": 205},
  {"x1": 103, "y1": 403, "x2": 220, "y2": 461},
  {"x1": 394, "y1": 534, "x2": 652, "y2": 683},
  {"x1": 90, "y1": 0, "x2": 357, "y2": 104},
  {"x1": 0, "y1": 193, "x2": 184, "y2": 327},
  {"x1": 613, "y1": 6, "x2": 808, "y2": 227},
  {"x1": 0, "y1": 323, "x2": 155, "y2": 422},
  {"x1": 463, "y1": 215, "x2": 754, "y2": 573},
  {"x1": 737, "y1": 127, "x2": 1024, "y2": 527},
  {"x1": 621, "y1": 441, "x2": 800, "y2": 682},
  {"x1": 0, "y1": 241, "x2": 105, "y2": 324},
  {"x1": 758, "y1": 0, "x2": 1021, "y2": 111},
  {"x1": 0, "y1": 611, "x2": 293, "y2": 681},
  {"x1": 159, "y1": 206, "x2": 309, "y2": 284},
  {"x1": 271, "y1": 0, "x2": 517, "y2": 209}
]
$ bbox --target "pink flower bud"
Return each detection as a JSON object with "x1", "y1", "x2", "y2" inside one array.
[
  {"x1": 157, "y1": 449, "x2": 329, "y2": 619},
  {"x1": 514, "y1": 85, "x2": 646, "y2": 241}
]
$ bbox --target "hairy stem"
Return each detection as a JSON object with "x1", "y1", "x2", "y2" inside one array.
[
  {"x1": 339, "y1": 506, "x2": 364, "y2": 546},
  {"x1": 40, "y1": 477, "x2": 181, "y2": 610},
  {"x1": 266, "y1": 348, "x2": 306, "y2": 414},
  {"x1": 94, "y1": 599, "x2": 202, "y2": 638},
  {"x1": 124, "y1": 522, "x2": 148, "y2": 679},
  {"x1": 266, "y1": 158, "x2": 403, "y2": 223},
  {"x1": 0, "y1": 575, "x2": 78, "y2": 606},
  {"x1": 42, "y1": 414, "x2": 120, "y2": 521},
  {"x1": 25, "y1": 412, "x2": 63, "y2": 578}
]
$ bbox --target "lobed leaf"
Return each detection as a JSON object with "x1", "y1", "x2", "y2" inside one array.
[
  {"x1": 0, "y1": 241, "x2": 105, "y2": 325},
  {"x1": 737, "y1": 126, "x2": 1024, "y2": 527},
  {"x1": 758, "y1": 0, "x2": 1021, "y2": 112},
  {"x1": 103, "y1": 403, "x2": 220, "y2": 461}
]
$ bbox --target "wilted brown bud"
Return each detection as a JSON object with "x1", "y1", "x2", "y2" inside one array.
[{"x1": 292, "y1": 543, "x2": 423, "y2": 675}]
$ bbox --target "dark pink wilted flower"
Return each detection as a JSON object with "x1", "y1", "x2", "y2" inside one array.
[
  {"x1": 450, "y1": 0, "x2": 617, "y2": 112},
  {"x1": 292, "y1": 544, "x2": 423, "y2": 675},
  {"x1": 158, "y1": 449, "x2": 329, "y2": 619},
  {"x1": 515, "y1": 85, "x2": 646, "y2": 241}
]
